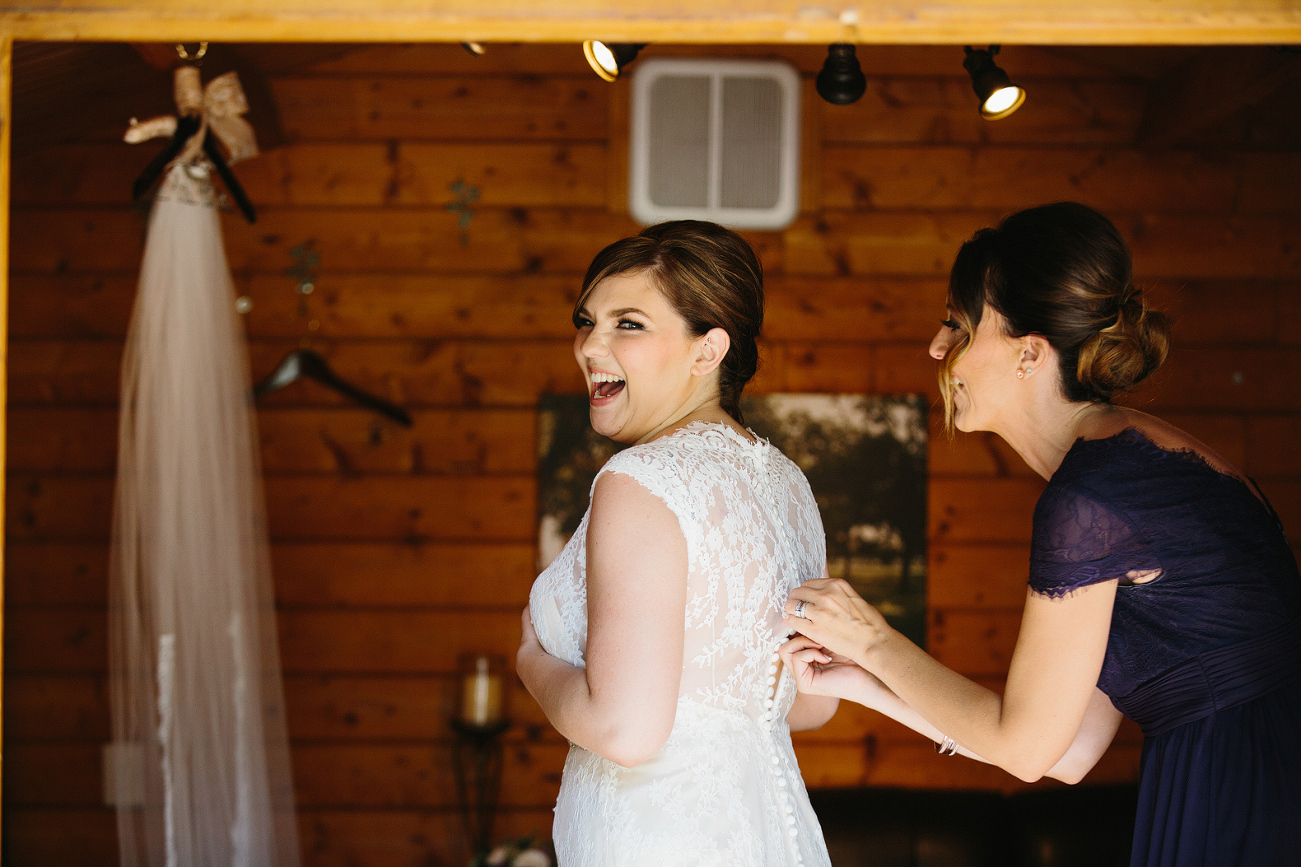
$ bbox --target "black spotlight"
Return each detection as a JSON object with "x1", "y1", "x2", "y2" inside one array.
[
  {"x1": 963, "y1": 45, "x2": 1025, "y2": 120},
  {"x1": 816, "y1": 44, "x2": 867, "y2": 105},
  {"x1": 583, "y1": 41, "x2": 647, "y2": 82}
]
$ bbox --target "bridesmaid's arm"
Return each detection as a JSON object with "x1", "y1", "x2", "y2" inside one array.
[
  {"x1": 780, "y1": 634, "x2": 1121, "y2": 781},
  {"x1": 785, "y1": 579, "x2": 1117, "y2": 782},
  {"x1": 517, "y1": 472, "x2": 687, "y2": 768}
]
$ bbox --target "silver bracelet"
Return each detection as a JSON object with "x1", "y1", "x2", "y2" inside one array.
[{"x1": 934, "y1": 736, "x2": 958, "y2": 756}]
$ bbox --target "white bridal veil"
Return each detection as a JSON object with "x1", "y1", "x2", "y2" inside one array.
[{"x1": 107, "y1": 162, "x2": 300, "y2": 867}]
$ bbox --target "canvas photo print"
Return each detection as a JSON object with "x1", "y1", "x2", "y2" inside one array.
[{"x1": 536, "y1": 393, "x2": 928, "y2": 646}]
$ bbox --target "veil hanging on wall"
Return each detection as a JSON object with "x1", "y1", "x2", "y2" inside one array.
[{"x1": 107, "y1": 161, "x2": 300, "y2": 867}]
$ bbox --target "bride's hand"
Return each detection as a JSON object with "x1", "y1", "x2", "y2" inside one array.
[
  {"x1": 518, "y1": 604, "x2": 543, "y2": 662},
  {"x1": 779, "y1": 633, "x2": 881, "y2": 703}
]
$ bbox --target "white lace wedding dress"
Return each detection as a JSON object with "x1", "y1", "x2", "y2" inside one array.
[{"x1": 529, "y1": 422, "x2": 833, "y2": 867}]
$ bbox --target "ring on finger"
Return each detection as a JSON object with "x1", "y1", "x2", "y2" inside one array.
[{"x1": 794, "y1": 600, "x2": 808, "y2": 619}]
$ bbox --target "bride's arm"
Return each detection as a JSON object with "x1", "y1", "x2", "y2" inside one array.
[
  {"x1": 517, "y1": 472, "x2": 687, "y2": 768},
  {"x1": 786, "y1": 691, "x2": 839, "y2": 731}
]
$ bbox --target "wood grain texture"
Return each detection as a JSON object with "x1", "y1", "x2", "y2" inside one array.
[
  {"x1": 5, "y1": 1, "x2": 1300, "y2": 44},
  {"x1": 6, "y1": 40, "x2": 1300, "y2": 865}
]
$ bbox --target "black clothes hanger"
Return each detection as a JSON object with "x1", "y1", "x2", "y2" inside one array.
[
  {"x1": 200, "y1": 131, "x2": 257, "y2": 223},
  {"x1": 131, "y1": 111, "x2": 257, "y2": 223},
  {"x1": 253, "y1": 347, "x2": 413, "y2": 427},
  {"x1": 131, "y1": 112, "x2": 201, "y2": 201}
]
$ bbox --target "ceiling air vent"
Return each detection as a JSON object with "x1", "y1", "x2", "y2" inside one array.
[{"x1": 630, "y1": 58, "x2": 801, "y2": 230}]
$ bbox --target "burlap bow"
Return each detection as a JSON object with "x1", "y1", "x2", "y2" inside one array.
[{"x1": 125, "y1": 66, "x2": 259, "y2": 165}]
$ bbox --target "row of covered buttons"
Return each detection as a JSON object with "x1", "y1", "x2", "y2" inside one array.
[{"x1": 764, "y1": 646, "x2": 803, "y2": 865}]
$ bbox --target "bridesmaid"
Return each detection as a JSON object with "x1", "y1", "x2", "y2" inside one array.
[{"x1": 782, "y1": 202, "x2": 1301, "y2": 866}]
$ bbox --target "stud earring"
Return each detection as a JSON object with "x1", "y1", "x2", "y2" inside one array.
[
  {"x1": 1025, "y1": 367, "x2": 1034, "y2": 376},
  {"x1": 1016, "y1": 369, "x2": 1024, "y2": 379}
]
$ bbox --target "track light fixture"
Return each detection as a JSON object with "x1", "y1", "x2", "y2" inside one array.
[
  {"x1": 583, "y1": 41, "x2": 647, "y2": 82},
  {"x1": 963, "y1": 46, "x2": 1025, "y2": 120},
  {"x1": 461, "y1": 42, "x2": 486, "y2": 57},
  {"x1": 816, "y1": 44, "x2": 867, "y2": 105}
]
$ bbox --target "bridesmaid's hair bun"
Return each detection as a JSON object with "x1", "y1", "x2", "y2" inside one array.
[
  {"x1": 946, "y1": 201, "x2": 1171, "y2": 405},
  {"x1": 1076, "y1": 285, "x2": 1170, "y2": 401}
]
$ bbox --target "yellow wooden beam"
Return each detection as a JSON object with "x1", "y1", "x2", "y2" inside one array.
[
  {"x1": 0, "y1": 0, "x2": 1299, "y2": 45},
  {"x1": 0, "y1": 32, "x2": 10, "y2": 835}
]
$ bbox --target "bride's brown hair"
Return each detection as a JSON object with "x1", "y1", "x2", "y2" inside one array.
[
  {"x1": 575, "y1": 220, "x2": 764, "y2": 424},
  {"x1": 939, "y1": 202, "x2": 1170, "y2": 431}
]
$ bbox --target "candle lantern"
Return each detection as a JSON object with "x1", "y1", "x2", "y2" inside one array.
[
  {"x1": 459, "y1": 652, "x2": 506, "y2": 727},
  {"x1": 452, "y1": 653, "x2": 511, "y2": 861}
]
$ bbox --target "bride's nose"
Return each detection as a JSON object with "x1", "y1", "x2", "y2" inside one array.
[{"x1": 578, "y1": 328, "x2": 608, "y2": 358}]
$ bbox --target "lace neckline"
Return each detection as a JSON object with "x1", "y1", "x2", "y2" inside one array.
[
  {"x1": 658, "y1": 419, "x2": 767, "y2": 450},
  {"x1": 1073, "y1": 427, "x2": 1228, "y2": 479},
  {"x1": 1071, "y1": 427, "x2": 1270, "y2": 510}
]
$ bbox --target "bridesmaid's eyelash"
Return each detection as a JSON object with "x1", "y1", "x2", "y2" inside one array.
[{"x1": 940, "y1": 318, "x2": 959, "y2": 329}]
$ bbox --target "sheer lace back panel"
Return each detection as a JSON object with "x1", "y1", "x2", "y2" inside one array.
[
  {"x1": 534, "y1": 422, "x2": 825, "y2": 718},
  {"x1": 529, "y1": 422, "x2": 831, "y2": 867}
]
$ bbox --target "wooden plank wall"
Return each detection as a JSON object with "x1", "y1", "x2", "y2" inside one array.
[{"x1": 4, "y1": 42, "x2": 1300, "y2": 866}]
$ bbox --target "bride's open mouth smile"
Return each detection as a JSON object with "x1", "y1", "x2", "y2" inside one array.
[{"x1": 589, "y1": 370, "x2": 626, "y2": 405}]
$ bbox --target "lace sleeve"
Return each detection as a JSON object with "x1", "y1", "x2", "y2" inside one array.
[
  {"x1": 594, "y1": 446, "x2": 702, "y2": 560},
  {"x1": 1029, "y1": 482, "x2": 1162, "y2": 598}
]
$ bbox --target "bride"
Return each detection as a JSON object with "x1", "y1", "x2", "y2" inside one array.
[{"x1": 518, "y1": 220, "x2": 836, "y2": 867}]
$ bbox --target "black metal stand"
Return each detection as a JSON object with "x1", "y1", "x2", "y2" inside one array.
[{"x1": 451, "y1": 718, "x2": 511, "y2": 860}]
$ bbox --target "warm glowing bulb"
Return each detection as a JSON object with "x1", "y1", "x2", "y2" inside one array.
[
  {"x1": 584, "y1": 41, "x2": 620, "y2": 81},
  {"x1": 981, "y1": 85, "x2": 1025, "y2": 119}
]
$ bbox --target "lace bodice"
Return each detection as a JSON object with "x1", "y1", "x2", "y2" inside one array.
[{"x1": 529, "y1": 422, "x2": 831, "y2": 866}]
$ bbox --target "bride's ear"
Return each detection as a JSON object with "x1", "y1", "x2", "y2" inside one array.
[{"x1": 691, "y1": 327, "x2": 730, "y2": 377}]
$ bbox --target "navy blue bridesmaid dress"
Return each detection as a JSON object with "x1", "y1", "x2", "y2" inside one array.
[{"x1": 1028, "y1": 429, "x2": 1301, "y2": 866}]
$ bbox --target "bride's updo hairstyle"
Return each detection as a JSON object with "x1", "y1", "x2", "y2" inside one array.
[
  {"x1": 575, "y1": 220, "x2": 764, "y2": 424},
  {"x1": 941, "y1": 201, "x2": 1170, "y2": 428}
]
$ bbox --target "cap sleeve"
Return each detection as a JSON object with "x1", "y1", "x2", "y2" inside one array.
[
  {"x1": 593, "y1": 446, "x2": 702, "y2": 559},
  {"x1": 1028, "y1": 482, "x2": 1161, "y2": 598}
]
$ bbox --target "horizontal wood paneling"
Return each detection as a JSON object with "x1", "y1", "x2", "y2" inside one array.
[
  {"x1": 783, "y1": 212, "x2": 1301, "y2": 279},
  {"x1": 7, "y1": 338, "x2": 589, "y2": 407},
  {"x1": 14, "y1": 142, "x2": 610, "y2": 209},
  {"x1": 929, "y1": 544, "x2": 1033, "y2": 608},
  {"x1": 5, "y1": 540, "x2": 537, "y2": 607},
  {"x1": 11, "y1": 207, "x2": 644, "y2": 274},
  {"x1": 270, "y1": 76, "x2": 610, "y2": 142},
  {"x1": 821, "y1": 146, "x2": 1246, "y2": 213},
  {"x1": 3, "y1": 732, "x2": 1143, "y2": 812},
  {"x1": 8, "y1": 41, "x2": 1300, "y2": 866},
  {"x1": 5, "y1": 475, "x2": 536, "y2": 541},
  {"x1": 7, "y1": 407, "x2": 538, "y2": 474},
  {"x1": 7, "y1": 670, "x2": 1041, "y2": 746}
]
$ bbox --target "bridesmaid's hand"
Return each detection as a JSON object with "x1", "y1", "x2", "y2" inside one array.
[
  {"x1": 779, "y1": 633, "x2": 881, "y2": 703},
  {"x1": 784, "y1": 577, "x2": 896, "y2": 670}
]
